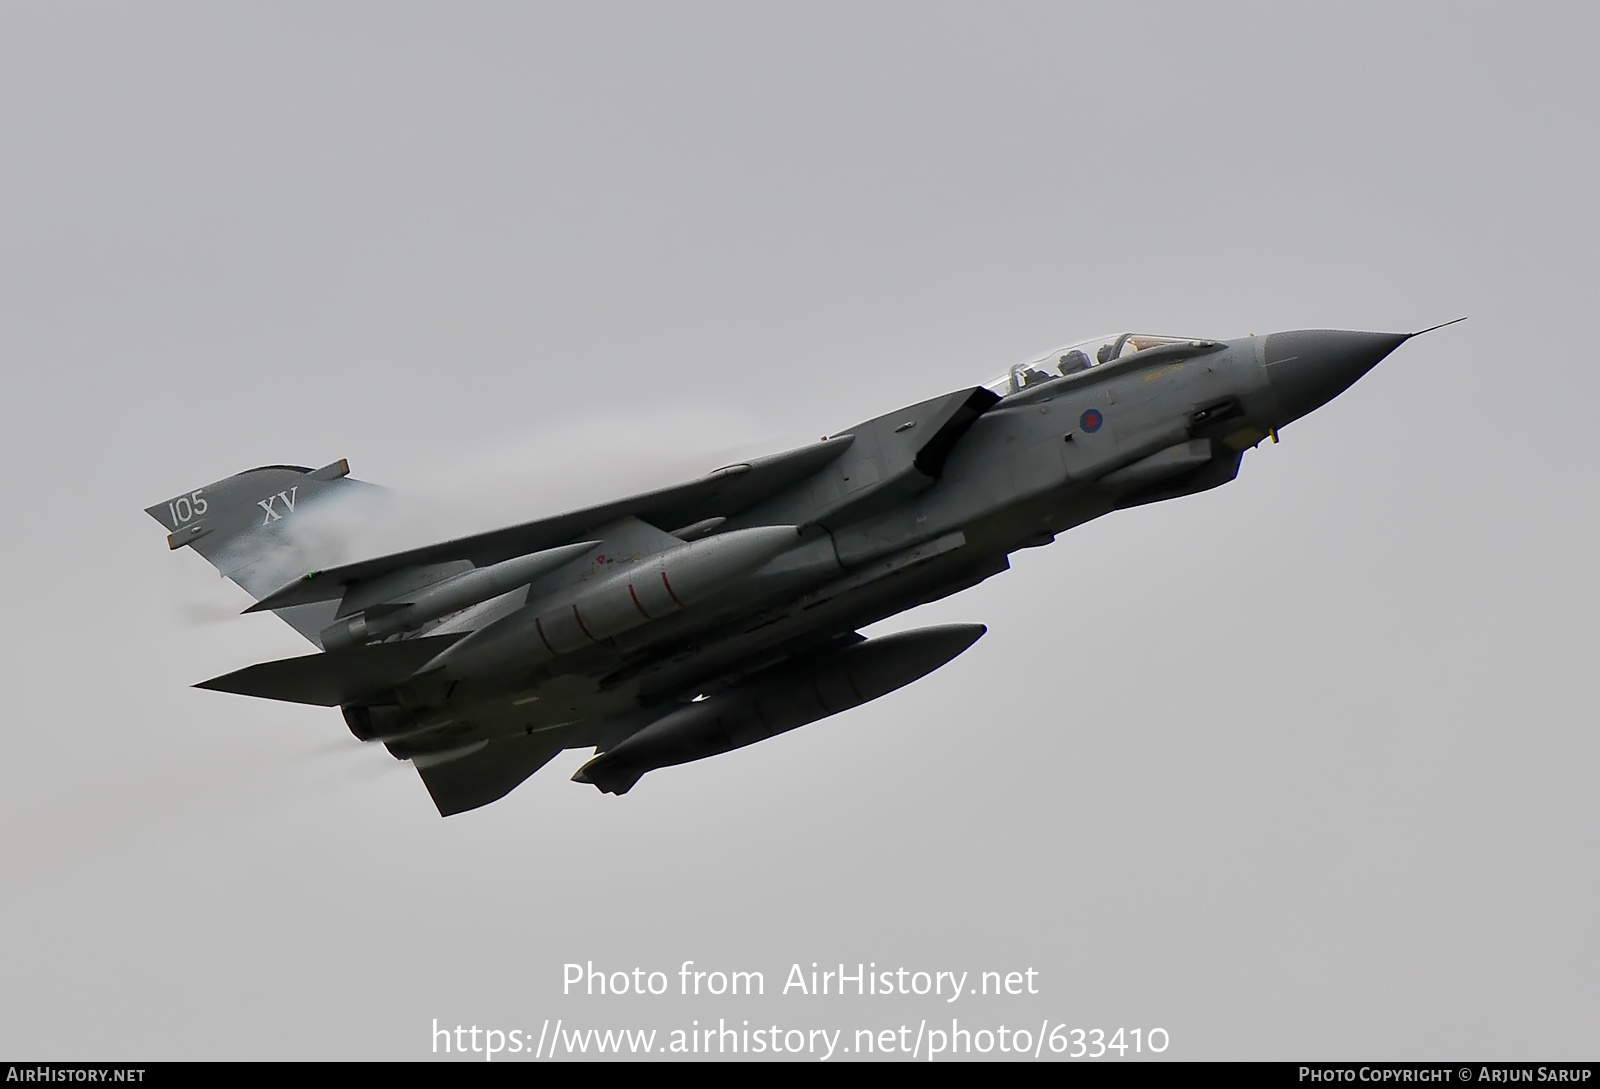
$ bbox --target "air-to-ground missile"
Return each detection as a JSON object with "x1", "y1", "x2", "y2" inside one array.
[
  {"x1": 571, "y1": 622, "x2": 988, "y2": 794},
  {"x1": 319, "y1": 539, "x2": 600, "y2": 650},
  {"x1": 418, "y1": 525, "x2": 802, "y2": 679}
]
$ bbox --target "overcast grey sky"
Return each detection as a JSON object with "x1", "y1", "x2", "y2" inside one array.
[{"x1": 1, "y1": 3, "x2": 1596, "y2": 1061}]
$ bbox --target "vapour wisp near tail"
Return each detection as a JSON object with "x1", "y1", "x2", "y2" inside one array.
[{"x1": 259, "y1": 400, "x2": 785, "y2": 588}]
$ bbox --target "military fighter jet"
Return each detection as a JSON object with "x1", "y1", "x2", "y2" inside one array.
[{"x1": 147, "y1": 324, "x2": 1454, "y2": 815}]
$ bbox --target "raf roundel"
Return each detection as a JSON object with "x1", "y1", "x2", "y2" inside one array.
[{"x1": 1079, "y1": 408, "x2": 1104, "y2": 433}]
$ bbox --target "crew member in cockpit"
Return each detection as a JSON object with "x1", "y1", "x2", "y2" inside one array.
[{"x1": 1058, "y1": 349, "x2": 1090, "y2": 376}]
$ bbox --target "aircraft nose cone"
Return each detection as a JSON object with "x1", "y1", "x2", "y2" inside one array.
[{"x1": 1264, "y1": 329, "x2": 1410, "y2": 426}]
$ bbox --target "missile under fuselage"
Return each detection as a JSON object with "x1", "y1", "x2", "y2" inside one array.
[
  {"x1": 319, "y1": 539, "x2": 600, "y2": 651},
  {"x1": 417, "y1": 524, "x2": 803, "y2": 681},
  {"x1": 571, "y1": 622, "x2": 989, "y2": 795}
]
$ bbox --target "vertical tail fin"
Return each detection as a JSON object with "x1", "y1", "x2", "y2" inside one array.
[{"x1": 145, "y1": 459, "x2": 376, "y2": 646}]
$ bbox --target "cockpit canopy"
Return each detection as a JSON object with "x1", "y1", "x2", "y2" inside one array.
[{"x1": 983, "y1": 333, "x2": 1211, "y2": 398}]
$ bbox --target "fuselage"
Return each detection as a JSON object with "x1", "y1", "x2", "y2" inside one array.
[{"x1": 380, "y1": 328, "x2": 1410, "y2": 760}]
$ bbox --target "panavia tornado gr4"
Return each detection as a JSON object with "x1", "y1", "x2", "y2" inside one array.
[{"x1": 147, "y1": 324, "x2": 1454, "y2": 815}]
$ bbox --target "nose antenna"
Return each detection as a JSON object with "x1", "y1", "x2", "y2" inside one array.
[{"x1": 1409, "y1": 316, "x2": 1467, "y2": 338}]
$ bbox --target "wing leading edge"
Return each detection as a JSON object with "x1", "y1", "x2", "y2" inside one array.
[{"x1": 246, "y1": 435, "x2": 855, "y2": 612}]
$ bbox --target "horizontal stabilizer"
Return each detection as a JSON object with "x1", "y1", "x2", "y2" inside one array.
[
  {"x1": 194, "y1": 634, "x2": 468, "y2": 706},
  {"x1": 416, "y1": 733, "x2": 567, "y2": 815}
]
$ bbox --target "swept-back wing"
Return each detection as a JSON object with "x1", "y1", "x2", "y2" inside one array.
[{"x1": 246, "y1": 436, "x2": 854, "y2": 612}]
